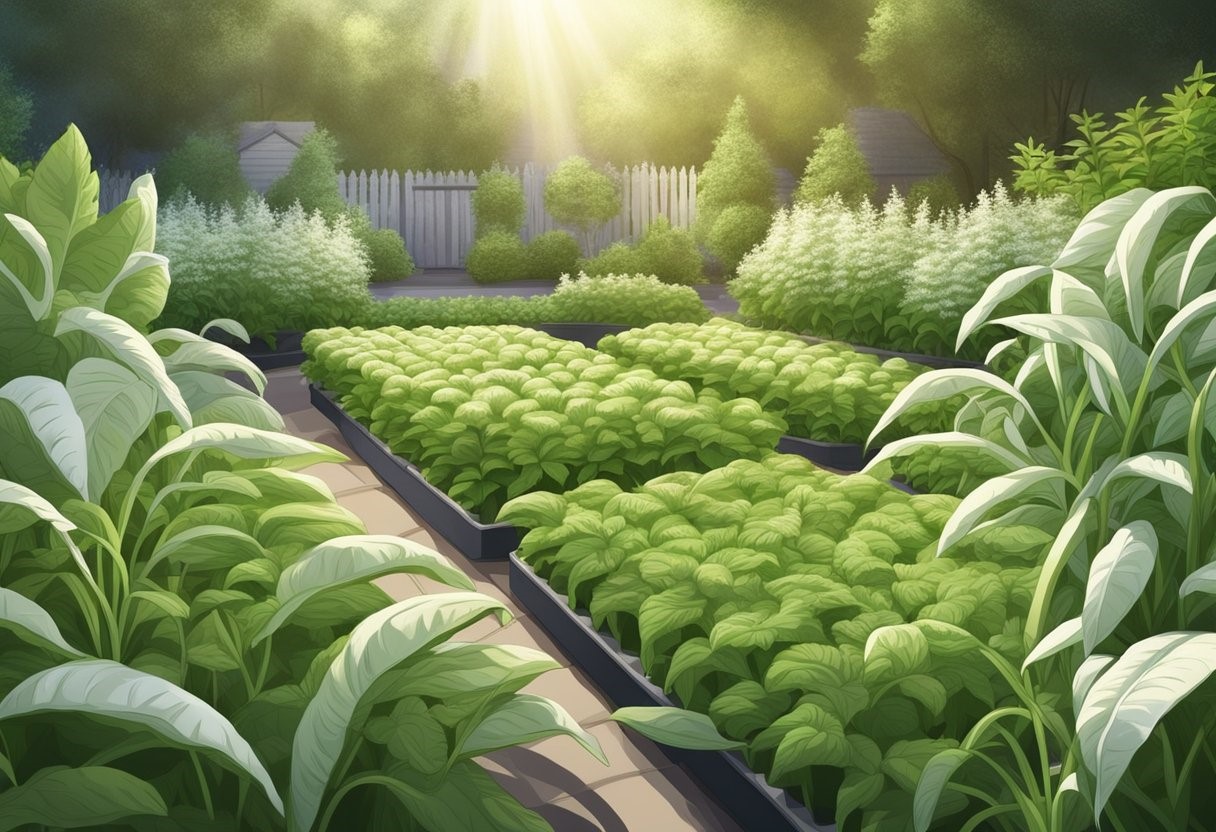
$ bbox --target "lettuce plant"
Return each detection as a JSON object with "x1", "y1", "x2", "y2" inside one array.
[
  {"x1": 302, "y1": 324, "x2": 785, "y2": 520},
  {"x1": 597, "y1": 317, "x2": 947, "y2": 445},
  {"x1": 0, "y1": 126, "x2": 603, "y2": 831},
  {"x1": 502, "y1": 455, "x2": 1052, "y2": 830},
  {"x1": 863, "y1": 186, "x2": 1216, "y2": 830}
]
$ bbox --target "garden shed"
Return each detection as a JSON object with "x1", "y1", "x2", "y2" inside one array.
[
  {"x1": 237, "y1": 121, "x2": 315, "y2": 193},
  {"x1": 848, "y1": 107, "x2": 952, "y2": 195}
]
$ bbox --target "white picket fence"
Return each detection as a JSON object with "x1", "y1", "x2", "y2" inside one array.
[
  {"x1": 98, "y1": 162, "x2": 698, "y2": 269},
  {"x1": 338, "y1": 163, "x2": 698, "y2": 268}
]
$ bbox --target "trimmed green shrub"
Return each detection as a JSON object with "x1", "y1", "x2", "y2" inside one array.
[
  {"x1": 707, "y1": 204, "x2": 770, "y2": 275},
  {"x1": 793, "y1": 123, "x2": 875, "y2": 208},
  {"x1": 906, "y1": 174, "x2": 962, "y2": 217},
  {"x1": 154, "y1": 195, "x2": 371, "y2": 337},
  {"x1": 472, "y1": 165, "x2": 526, "y2": 236},
  {"x1": 578, "y1": 241, "x2": 642, "y2": 278},
  {"x1": 695, "y1": 96, "x2": 775, "y2": 242},
  {"x1": 265, "y1": 127, "x2": 347, "y2": 218},
  {"x1": 526, "y1": 230, "x2": 581, "y2": 279},
  {"x1": 543, "y1": 156, "x2": 620, "y2": 252},
  {"x1": 466, "y1": 229, "x2": 529, "y2": 283},
  {"x1": 635, "y1": 217, "x2": 704, "y2": 284},
  {"x1": 155, "y1": 132, "x2": 251, "y2": 207},
  {"x1": 362, "y1": 227, "x2": 415, "y2": 282}
]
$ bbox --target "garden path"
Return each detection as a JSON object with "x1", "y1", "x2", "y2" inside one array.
[
  {"x1": 370, "y1": 270, "x2": 741, "y2": 315},
  {"x1": 266, "y1": 365, "x2": 741, "y2": 832}
]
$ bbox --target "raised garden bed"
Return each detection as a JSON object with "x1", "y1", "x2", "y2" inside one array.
[
  {"x1": 534, "y1": 322, "x2": 632, "y2": 347},
  {"x1": 209, "y1": 329, "x2": 307, "y2": 370},
  {"x1": 776, "y1": 433, "x2": 876, "y2": 472},
  {"x1": 310, "y1": 384, "x2": 518, "y2": 560},
  {"x1": 508, "y1": 554, "x2": 829, "y2": 832},
  {"x1": 791, "y1": 334, "x2": 987, "y2": 372}
]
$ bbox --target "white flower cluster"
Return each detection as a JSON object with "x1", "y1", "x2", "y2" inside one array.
[{"x1": 155, "y1": 195, "x2": 371, "y2": 336}]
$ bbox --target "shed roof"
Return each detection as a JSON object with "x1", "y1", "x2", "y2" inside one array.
[
  {"x1": 237, "y1": 121, "x2": 316, "y2": 153},
  {"x1": 847, "y1": 107, "x2": 951, "y2": 177}
]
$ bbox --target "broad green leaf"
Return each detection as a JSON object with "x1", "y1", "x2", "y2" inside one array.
[
  {"x1": 882, "y1": 738, "x2": 960, "y2": 793},
  {"x1": 59, "y1": 174, "x2": 156, "y2": 299},
  {"x1": 391, "y1": 642, "x2": 559, "y2": 700},
  {"x1": 863, "y1": 432, "x2": 1028, "y2": 478},
  {"x1": 0, "y1": 479, "x2": 92, "y2": 582},
  {"x1": 1050, "y1": 271, "x2": 1111, "y2": 319},
  {"x1": 1148, "y1": 289, "x2": 1216, "y2": 376},
  {"x1": 868, "y1": 370, "x2": 1041, "y2": 447},
  {"x1": 611, "y1": 706, "x2": 744, "y2": 750},
  {"x1": 170, "y1": 369, "x2": 280, "y2": 430},
  {"x1": 771, "y1": 720, "x2": 852, "y2": 779},
  {"x1": 1178, "y1": 214, "x2": 1216, "y2": 305},
  {"x1": 289, "y1": 592, "x2": 512, "y2": 832},
  {"x1": 958, "y1": 265, "x2": 1053, "y2": 349},
  {"x1": 1082, "y1": 522, "x2": 1157, "y2": 654},
  {"x1": 1154, "y1": 391, "x2": 1195, "y2": 446},
  {"x1": 162, "y1": 340, "x2": 266, "y2": 395},
  {"x1": 1077, "y1": 632, "x2": 1216, "y2": 817},
  {"x1": 0, "y1": 765, "x2": 166, "y2": 831},
  {"x1": 0, "y1": 659, "x2": 283, "y2": 814},
  {"x1": 0, "y1": 375, "x2": 88, "y2": 498},
  {"x1": 253, "y1": 535, "x2": 474, "y2": 644},
  {"x1": 0, "y1": 213, "x2": 54, "y2": 319},
  {"x1": 201, "y1": 318, "x2": 250, "y2": 343},
  {"x1": 24, "y1": 123, "x2": 99, "y2": 280},
  {"x1": 376, "y1": 761, "x2": 550, "y2": 832},
  {"x1": 364, "y1": 697, "x2": 448, "y2": 774},
  {"x1": 913, "y1": 749, "x2": 971, "y2": 832},
  {"x1": 1023, "y1": 617, "x2": 1082, "y2": 671},
  {"x1": 0, "y1": 587, "x2": 85, "y2": 656},
  {"x1": 55, "y1": 306, "x2": 192, "y2": 428},
  {"x1": 1078, "y1": 452, "x2": 1191, "y2": 503},
  {"x1": 1180, "y1": 562, "x2": 1216, "y2": 598},
  {"x1": 863, "y1": 624, "x2": 931, "y2": 683},
  {"x1": 66, "y1": 251, "x2": 169, "y2": 330},
  {"x1": 143, "y1": 424, "x2": 344, "y2": 474},
  {"x1": 66, "y1": 358, "x2": 156, "y2": 501},
  {"x1": 459, "y1": 693, "x2": 606, "y2": 763},
  {"x1": 1025, "y1": 499, "x2": 1095, "y2": 651},
  {"x1": 145, "y1": 525, "x2": 265, "y2": 574},
  {"x1": 1113, "y1": 186, "x2": 1215, "y2": 339},
  {"x1": 1073, "y1": 654, "x2": 1114, "y2": 716},
  {"x1": 1052, "y1": 189, "x2": 1153, "y2": 274},
  {"x1": 129, "y1": 590, "x2": 190, "y2": 620},
  {"x1": 937, "y1": 467, "x2": 1068, "y2": 556}
]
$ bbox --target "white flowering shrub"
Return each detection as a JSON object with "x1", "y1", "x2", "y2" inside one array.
[
  {"x1": 730, "y1": 185, "x2": 1076, "y2": 357},
  {"x1": 154, "y1": 195, "x2": 371, "y2": 338}
]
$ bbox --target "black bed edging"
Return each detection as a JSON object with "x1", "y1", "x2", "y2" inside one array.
[
  {"x1": 509, "y1": 554, "x2": 833, "y2": 832},
  {"x1": 535, "y1": 322, "x2": 632, "y2": 347},
  {"x1": 209, "y1": 330, "x2": 307, "y2": 370},
  {"x1": 777, "y1": 434, "x2": 878, "y2": 472},
  {"x1": 309, "y1": 384, "x2": 519, "y2": 561},
  {"x1": 791, "y1": 334, "x2": 987, "y2": 372}
]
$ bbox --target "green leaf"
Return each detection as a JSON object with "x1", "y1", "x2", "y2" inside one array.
[
  {"x1": 0, "y1": 587, "x2": 85, "y2": 656},
  {"x1": 24, "y1": 123, "x2": 99, "y2": 281},
  {"x1": 611, "y1": 706, "x2": 744, "y2": 750},
  {"x1": 1052, "y1": 189, "x2": 1153, "y2": 274},
  {"x1": 1180, "y1": 562, "x2": 1216, "y2": 598},
  {"x1": 957, "y1": 265, "x2": 1054, "y2": 349},
  {"x1": 66, "y1": 358, "x2": 156, "y2": 501},
  {"x1": 0, "y1": 213, "x2": 55, "y2": 319},
  {"x1": 771, "y1": 716, "x2": 852, "y2": 779},
  {"x1": 898, "y1": 675, "x2": 949, "y2": 716},
  {"x1": 146, "y1": 525, "x2": 265, "y2": 574},
  {"x1": 1022, "y1": 616, "x2": 1082, "y2": 671},
  {"x1": 863, "y1": 432, "x2": 1028, "y2": 478},
  {"x1": 913, "y1": 749, "x2": 971, "y2": 832},
  {"x1": 1077, "y1": 632, "x2": 1216, "y2": 818},
  {"x1": 459, "y1": 693, "x2": 606, "y2": 763},
  {"x1": 937, "y1": 466, "x2": 1068, "y2": 556},
  {"x1": 253, "y1": 535, "x2": 474, "y2": 644},
  {"x1": 75, "y1": 252, "x2": 170, "y2": 331},
  {"x1": 882, "y1": 738, "x2": 959, "y2": 793},
  {"x1": 59, "y1": 172, "x2": 157, "y2": 299},
  {"x1": 365, "y1": 697, "x2": 448, "y2": 774},
  {"x1": 129, "y1": 590, "x2": 190, "y2": 620},
  {"x1": 1081, "y1": 522, "x2": 1157, "y2": 654},
  {"x1": 1178, "y1": 214, "x2": 1216, "y2": 305},
  {"x1": 0, "y1": 659, "x2": 283, "y2": 814},
  {"x1": 161, "y1": 340, "x2": 266, "y2": 395},
  {"x1": 864, "y1": 624, "x2": 931, "y2": 683},
  {"x1": 201, "y1": 318, "x2": 250, "y2": 343},
  {"x1": 377, "y1": 760, "x2": 551, "y2": 832},
  {"x1": 143, "y1": 424, "x2": 344, "y2": 474},
  {"x1": 55, "y1": 306, "x2": 192, "y2": 427},
  {"x1": 289, "y1": 592, "x2": 512, "y2": 832},
  {"x1": 0, "y1": 765, "x2": 166, "y2": 831},
  {"x1": 868, "y1": 369, "x2": 1041, "y2": 446},
  {"x1": 0, "y1": 375, "x2": 89, "y2": 499},
  {"x1": 1148, "y1": 288, "x2": 1216, "y2": 377},
  {"x1": 392, "y1": 643, "x2": 559, "y2": 700}
]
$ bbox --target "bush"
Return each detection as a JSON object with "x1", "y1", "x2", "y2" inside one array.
[
  {"x1": 0, "y1": 62, "x2": 33, "y2": 161},
  {"x1": 466, "y1": 229, "x2": 529, "y2": 283},
  {"x1": 472, "y1": 165, "x2": 525, "y2": 236},
  {"x1": 265, "y1": 127, "x2": 348, "y2": 218},
  {"x1": 578, "y1": 241, "x2": 642, "y2": 279},
  {"x1": 634, "y1": 217, "x2": 704, "y2": 284},
  {"x1": 155, "y1": 194, "x2": 371, "y2": 337},
  {"x1": 706, "y1": 204, "x2": 770, "y2": 275},
  {"x1": 1012, "y1": 61, "x2": 1216, "y2": 213},
  {"x1": 695, "y1": 96, "x2": 775, "y2": 241},
  {"x1": 362, "y1": 227, "x2": 415, "y2": 282},
  {"x1": 526, "y1": 230, "x2": 581, "y2": 279},
  {"x1": 543, "y1": 156, "x2": 620, "y2": 252},
  {"x1": 793, "y1": 123, "x2": 875, "y2": 208},
  {"x1": 730, "y1": 186, "x2": 1075, "y2": 356},
  {"x1": 906, "y1": 174, "x2": 962, "y2": 218},
  {"x1": 155, "y1": 132, "x2": 251, "y2": 207}
]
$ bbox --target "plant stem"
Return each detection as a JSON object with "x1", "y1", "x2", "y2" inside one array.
[
  {"x1": 316, "y1": 773, "x2": 409, "y2": 832},
  {"x1": 190, "y1": 752, "x2": 215, "y2": 820}
]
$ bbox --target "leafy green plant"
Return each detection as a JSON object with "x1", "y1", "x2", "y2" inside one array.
[
  {"x1": 906, "y1": 176, "x2": 961, "y2": 219},
  {"x1": 862, "y1": 185, "x2": 1216, "y2": 829},
  {"x1": 303, "y1": 324, "x2": 784, "y2": 520},
  {"x1": 578, "y1": 219, "x2": 703, "y2": 285},
  {"x1": 472, "y1": 165, "x2": 525, "y2": 237},
  {"x1": 525, "y1": 230, "x2": 581, "y2": 279},
  {"x1": 543, "y1": 157, "x2": 621, "y2": 255},
  {"x1": 0, "y1": 61, "x2": 32, "y2": 162},
  {"x1": 502, "y1": 454, "x2": 1053, "y2": 830},
  {"x1": 154, "y1": 195, "x2": 371, "y2": 339},
  {"x1": 0, "y1": 126, "x2": 604, "y2": 831},
  {"x1": 156, "y1": 131, "x2": 252, "y2": 208},
  {"x1": 597, "y1": 318, "x2": 945, "y2": 445},
  {"x1": 578, "y1": 241, "x2": 641, "y2": 279},
  {"x1": 465, "y1": 230, "x2": 529, "y2": 284},
  {"x1": 265, "y1": 128, "x2": 348, "y2": 220},
  {"x1": 1012, "y1": 62, "x2": 1216, "y2": 214},
  {"x1": 695, "y1": 96, "x2": 775, "y2": 244},
  {"x1": 707, "y1": 204, "x2": 771, "y2": 276},
  {"x1": 794, "y1": 123, "x2": 876, "y2": 208},
  {"x1": 361, "y1": 227, "x2": 415, "y2": 283}
]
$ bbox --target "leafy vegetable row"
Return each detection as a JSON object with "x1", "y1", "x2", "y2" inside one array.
[
  {"x1": 597, "y1": 318, "x2": 948, "y2": 444},
  {"x1": 501, "y1": 454, "x2": 1051, "y2": 829},
  {"x1": 302, "y1": 324, "x2": 786, "y2": 520}
]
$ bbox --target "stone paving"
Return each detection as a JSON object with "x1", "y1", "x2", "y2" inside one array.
[{"x1": 267, "y1": 366, "x2": 742, "y2": 832}]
